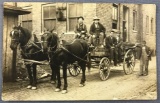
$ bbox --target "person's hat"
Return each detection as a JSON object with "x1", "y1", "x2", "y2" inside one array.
[
  {"x1": 77, "y1": 16, "x2": 84, "y2": 20},
  {"x1": 93, "y1": 16, "x2": 100, "y2": 20}
]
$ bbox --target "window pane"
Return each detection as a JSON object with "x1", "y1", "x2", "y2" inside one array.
[
  {"x1": 69, "y1": 4, "x2": 76, "y2": 17},
  {"x1": 28, "y1": 21, "x2": 32, "y2": 32},
  {"x1": 43, "y1": 6, "x2": 50, "y2": 18},
  {"x1": 69, "y1": 18, "x2": 77, "y2": 31},
  {"x1": 112, "y1": 5, "x2": 118, "y2": 20},
  {"x1": 22, "y1": 21, "x2": 28, "y2": 29},
  {"x1": 50, "y1": 6, "x2": 56, "y2": 18},
  {"x1": 112, "y1": 21, "x2": 117, "y2": 29},
  {"x1": 115, "y1": 7, "x2": 117, "y2": 20},
  {"x1": 44, "y1": 20, "x2": 56, "y2": 31},
  {"x1": 77, "y1": 3, "x2": 83, "y2": 16},
  {"x1": 22, "y1": 21, "x2": 32, "y2": 32}
]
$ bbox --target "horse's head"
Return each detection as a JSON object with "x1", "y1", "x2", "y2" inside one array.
[
  {"x1": 41, "y1": 32, "x2": 58, "y2": 53},
  {"x1": 10, "y1": 26, "x2": 22, "y2": 50}
]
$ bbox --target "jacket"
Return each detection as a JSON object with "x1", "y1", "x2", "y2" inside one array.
[
  {"x1": 137, "y1": 45, "x2": 152, "y2": 60},
  {"x1": 89, "y1": 22, "x2": 106, "y2": 35},
  {"x1": 74, "y1": 23, "x2": 87, "y2": 34},
  {"x1": 105, "y1": 36, "x2": 117, "y2": 48}
]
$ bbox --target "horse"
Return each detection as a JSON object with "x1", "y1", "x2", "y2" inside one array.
[
  {"x1": 41, "y1": 32, "x2": 89, "y2": 94},
  {"x1": 10, "y1": 25, "x2": 56, "y2": 90}
]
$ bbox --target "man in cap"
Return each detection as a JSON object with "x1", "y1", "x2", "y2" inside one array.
[
  {"x1": 74, "y1": 16, "x2": 88, "y2": 40},
  {"x1": 115, "y1": 31, "x2": 123, "y2": 64},
  {"x1": 89, "y1": 16, "x2": 106, "y2": 47},
  {"x1": 138, "y1": 41, "x2": 152, "y2": 76},
  {"x1": 105, "y1": 31, "x2": 117, "y2": 66}
]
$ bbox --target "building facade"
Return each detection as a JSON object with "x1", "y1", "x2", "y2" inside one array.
[{"x1": 16, "y1": 2, "x2": 156, "y2": 51}]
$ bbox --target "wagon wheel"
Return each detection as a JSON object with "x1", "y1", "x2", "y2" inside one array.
[
  {"x1": 99, "y1": 57, "x2": 110, "y2": 81},
  {"x1": 123, "y1": 49, "x2": 135, "y2": 74},
  {"x1": 68, "y1": 64, "x2": 81, "y2": 77}
]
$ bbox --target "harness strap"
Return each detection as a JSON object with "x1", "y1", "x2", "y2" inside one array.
[{"x1": 61, "y1": 46, "x2": 89, "y2": 63}]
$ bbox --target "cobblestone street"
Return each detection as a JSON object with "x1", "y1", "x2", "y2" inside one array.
[{"x1": 2, "y1": 57, "x2": 157, "y2": 101}]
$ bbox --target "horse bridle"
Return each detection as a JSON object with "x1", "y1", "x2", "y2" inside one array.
[
  {"x1": 10, "y1": 29, "x2": 21, "y2": 43},
  {"x1": 41, "y1": 34, "x2": 58, "y2": 53}
]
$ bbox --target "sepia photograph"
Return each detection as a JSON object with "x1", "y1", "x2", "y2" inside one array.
[{"x1": 2, "y1": 2, "x2": 157, "y2": 101}]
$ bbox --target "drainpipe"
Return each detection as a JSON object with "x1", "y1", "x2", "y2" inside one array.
[{"x1": 118, "y1": 3, "x2": 121, "y2": 36}]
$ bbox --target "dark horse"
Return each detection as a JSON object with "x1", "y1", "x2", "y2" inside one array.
[
  {"x1": 41, "y1": 32, "x2": 89, "y2": 93},
  {"x1": 10, "y1": 25, "x2": 56, "y2": 90}
]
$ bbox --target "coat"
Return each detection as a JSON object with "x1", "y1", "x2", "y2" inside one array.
[
  {"x1": 89, "y1": 22, "x2": 106, "y2": 35},
  {"x1": 74, "y1": 23, "x2": 87, "y2": 34},
  {"x1": 105, "y1": 36, "x2": 117, "y2": 48},
  {"x1": 137, "y1": 45, "x2": 152, "y2": 60}
]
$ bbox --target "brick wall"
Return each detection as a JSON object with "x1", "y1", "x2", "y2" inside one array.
[
  {"x1": 16, "y1": 2, "x2": 156, "y2": 52},
  {"x1": 96, "y1": 3, "x2": 112, "y2": 35},
  {"x1": 142, "y1": 4, "x2": 156, "y2": 52},
  {"x1": 83, "y1": 3, "x2": 96, "y2": 34}
]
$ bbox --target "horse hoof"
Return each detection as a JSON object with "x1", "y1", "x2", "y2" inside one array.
[
  {"x1": 50, "y1": 81, "x2": 56, "y2": 84},
  {"x1": 31, "y1": 86, "x2": 37, "y2": 90},
  {"x1": 79, "y1": 83, "x2": 85, "y2": 87},
  {"x1": 27, "y1": 85, "x2": 32, "y2": 89},
  {"x1": 55, "y1": 88, "x2": 61, "y2": 92},
  {"x1": 61, "y1": 90, "x2": 67, "y2": 94}
]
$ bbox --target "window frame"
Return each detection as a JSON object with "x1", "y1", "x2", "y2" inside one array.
[
  {"x1": 112, "y1": 3, "x2": 118, "y2": 30},
  {"x1": 133, "y1": 10, "x2": 137, "y2": 31},
  {"x1": 151, "y1": 18, "x2": 154, "y2": 35},
  {"x1": 19, "y1": 7, "x2": 32, "y2": 32},
  {"x1": 67, "y1": 3, "x2": 83, "y2": 32},
  {"x1": 42, "y1": 3, "x2": 57, "y2": 32},
  {"x1": 146, "y1": 15, "x2": 149, "y2": 34}
]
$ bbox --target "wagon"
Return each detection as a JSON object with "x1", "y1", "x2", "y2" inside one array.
[
  {"x1": 89, "y1": 42, "x2": 136, "y2": 81},
  {"x1": 57, "y1": 32, "x2": 137, "y2": 79}
]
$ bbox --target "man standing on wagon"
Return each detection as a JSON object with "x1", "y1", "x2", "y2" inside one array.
[
  {"x1": 74, "y1": 16, "x2": 88, "y2": 40},
  {"x1": 89, "y1": 16, "x2": 106, "y2": 47}
]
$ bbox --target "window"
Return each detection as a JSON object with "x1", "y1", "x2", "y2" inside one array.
[
  {"x1": 21, "y1": 9, "x2": 32, "y2": 32},
  {"x1": 133, "y1": 10, "x2": 137, "y2": 30},
  {"x1": 68, "y1": 3, "x2": 83, "y2": 31},
  {"x1": 146, "y1": 16, "x2": 149, "y2": 34},
  {"x1": 43, "y1": 4, "x2": 56, "y2": 32},
  {"x1": 112, "y1": 4, "x2": 118, "y2": 29},
  {"x1": 151, "y1": 18, "x2": 154, "y2": 34}
]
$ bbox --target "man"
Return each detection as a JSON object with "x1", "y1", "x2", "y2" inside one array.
[
  {"x1": 89, "y1": 16, "x2": 106, "y2": 47},
  {"x1": 115, "y1": 31, "x2": 123, "y2": 64},
  {"x1": 138, "y1": 41, "x2": 152, "y2": 76},
  {"x1": 105, "y1": 31, "x2": 117, "y2": 66},
  {"x1": 74, "y1": 16, "x2": 87, "y2": 40}
]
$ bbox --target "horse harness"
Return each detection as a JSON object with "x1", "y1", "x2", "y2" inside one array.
[
  {"x1": 45, "y1": 38, "x2": 89, "y2": 63},
  {"x1": 12, "y1": 29, "x2": 43, "y2": 57}
]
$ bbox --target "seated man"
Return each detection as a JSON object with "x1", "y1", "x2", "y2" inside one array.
[
  {"x1": 89, "y1": 16, "x2": 106, "y2": 47},
  {"x1": 105, "y1": 31, "x2": 117, "y2": 66},
  {"x1": 74, "y1": 16, "x2": 88, "y2": 40}
]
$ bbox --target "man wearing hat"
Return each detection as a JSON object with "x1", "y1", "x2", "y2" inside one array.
[
  {"x1": 74, "y1": 16, "x2": 88, "y2": 40},
  {"x1": 89, "y1": 16, "x2": 106, "y2": 47}
]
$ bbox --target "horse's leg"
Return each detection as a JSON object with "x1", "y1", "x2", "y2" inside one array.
[
  {"x1": 79, "y1": 62, "x2": 86, "y2": 87},
  {"x1": 62, "y1": 63, "x2": 68, "y2": 94},
  {"x1": 32, "y1": 64, "x2": 37, "y2": 90},
  {"x1": 50, "y1": 64, "x2": 56, "y2": 84},
  {"x1": 55, "y1": 65, "x2": 61, "y2": 92},
  {"x1": 26, "y1": 64, "x2": 33, "y2": 89}
]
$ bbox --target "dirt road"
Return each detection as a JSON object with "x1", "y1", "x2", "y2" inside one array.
[{"x1": 2, "y1": 57, "x2": 157, "y2": 101}]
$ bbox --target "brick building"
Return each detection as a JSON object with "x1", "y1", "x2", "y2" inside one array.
[{"x1": 15, "y1": 2, "x2": 156, "y2": 52}]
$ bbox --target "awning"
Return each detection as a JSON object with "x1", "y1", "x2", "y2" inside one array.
[{"x1": 4, "y1": 5, "x2": 31, "y2": 15}]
